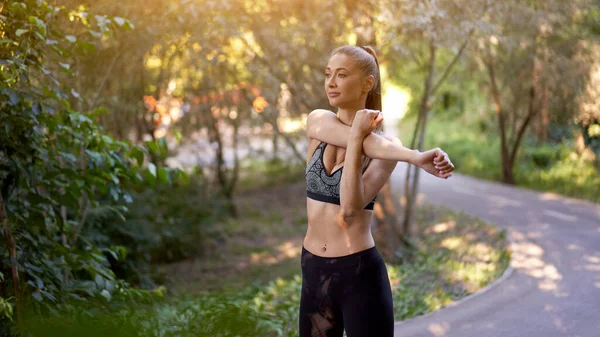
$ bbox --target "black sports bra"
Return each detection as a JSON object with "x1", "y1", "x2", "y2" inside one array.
[{"x1": 305, "y1": 141, "x2": 376, "y2": 210}]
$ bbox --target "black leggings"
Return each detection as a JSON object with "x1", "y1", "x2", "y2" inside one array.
[{"x1": 298, "y1": 246, "x2": 394, "y2": 337}]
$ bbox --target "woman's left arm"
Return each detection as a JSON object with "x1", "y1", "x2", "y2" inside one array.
[
  {"x1": 339, "y1": 128, "x2": 368, "y2": 220},
  {"x1": 339, "y1": 110, "x2": 396, "y2": 220}
]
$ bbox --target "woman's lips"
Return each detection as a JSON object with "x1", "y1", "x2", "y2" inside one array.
[{"x1": 328, "y1": 92, "x2": 340, "y2": 97}]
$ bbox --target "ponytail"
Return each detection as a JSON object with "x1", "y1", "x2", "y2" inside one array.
[{"x1": 361, "y1": 46, "x2": 382, "y2": 112}]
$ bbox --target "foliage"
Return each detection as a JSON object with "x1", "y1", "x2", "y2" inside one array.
[
  {"x1": 115, "y1": 172, "x2": 228, "y2": 288},
  {"x1": 0, "y1": 1, "x2": 188, "y2": 333},
  {"x1": 400, "y1": 116, "x2": 600, "y2": 202},
  {"x1": 237, "y1": 157, "x2": 305, "y2": 192}
]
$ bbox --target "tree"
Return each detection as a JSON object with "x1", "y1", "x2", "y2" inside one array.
[
  {"x1": 478, "y1": 0, "x2": 594, "y2": 183},
  {"x1": 378, "y1": 0, "x2": 489, "y2": 249}
]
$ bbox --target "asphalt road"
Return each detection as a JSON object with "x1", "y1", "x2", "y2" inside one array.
[{"x1": 390, "y1": 160, "x2": 600, "y2": 337}]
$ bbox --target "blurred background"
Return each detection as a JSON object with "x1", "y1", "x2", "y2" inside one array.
[{"x1": 1, "y1": 0, "x2": 599, "y2": 336}]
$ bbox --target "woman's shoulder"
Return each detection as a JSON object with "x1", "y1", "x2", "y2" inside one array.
[
  {"x1": 307, "y1": 109, "x2": 336, "y2": 125},
  {"x1": 310, "y1": 108, "x2": 335, "y2": 115}
]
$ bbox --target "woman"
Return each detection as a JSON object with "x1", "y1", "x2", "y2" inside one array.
[{"x1": 300, "y1": 45, "x2": 454, "y2": 337}]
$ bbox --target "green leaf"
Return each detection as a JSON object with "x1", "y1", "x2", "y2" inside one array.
[
  {"x1": 32, "y1": 292, "x2": 43, "y2": 302},
  {"x1": 131, "y1": 147, "x2": 144, "y2": 165},
  {"x1": 94, "y1": 274, "x2": 104, "y2": 288},
  {"x1": 100, "y1": 289, "x2": 111, "y2": 301},
  {"x1": 110, "y1": 187, "x2": 119, "y2": 201},
  {"x1": 32, "y1": 102, "x2": 41, "y2": 115},
  {"x1": 147, "y1": 163, "x2": 157, "y2": 177},
  {"x1": 16, "y1": 29, "x2": 28, "y2": 37},
  {"x1": 158, "y1": 167, "x2": 170, "y2": 184},
  {"x1": 89, "y1": 30, "x2": 102, "y2": 38},
  {"x1": 158, "y1": 137, "x2": 168, "y2": 152},
  {"x1": 34, "y1": 31, "x2": 45, "y2": 41},
  {"x1": 113, "y1": 17, "x2": 125, "y2": 27},
  {"x1": 118, "y1": 246, "x2": 127, "y2": 261},
  {"x1": 8, "y1": 89, "x2": 20, "y2": 105},
  {"x1": 110, "y1": 174, "x2": 119, "y2": 185},
  {"x1": 102, "y1": 135, "x2": 113, "y2": 145},
  {"x1": 146, "y1": 140, "x2": 159, "y2": 155},
  {"x1": 105, "y1": 280, "x2": 114, "y2": 292},
  {"x1": 105, "y1": 248, "x2": 118, "y2": 261},
  {"x1": 30, "y1": 16, "x2": 46, "y2": 37}
]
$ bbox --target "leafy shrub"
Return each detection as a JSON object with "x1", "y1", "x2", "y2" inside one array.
[
  {"x1": 0, "y1": 1, "x2": 179, "y2": 331},
  {"x1": 524, "y1": 144, "x2": 563, "y2": 168},
  {"x1": 108, "y1": 174, "x2": 227, "y2": 288}
]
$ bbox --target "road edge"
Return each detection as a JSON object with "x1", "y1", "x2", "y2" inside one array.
[{"x1": 393, "y1": 252, "x2": 515, "y2": 327}]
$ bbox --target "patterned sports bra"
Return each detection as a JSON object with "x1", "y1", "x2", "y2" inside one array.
[{"x1": 305, "y1": 141, "x2": 376, "y2": 210}]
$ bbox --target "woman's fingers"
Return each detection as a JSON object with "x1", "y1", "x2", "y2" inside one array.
[{"x1": 439, "y1": 162, "x2": 453, "y2": 170}]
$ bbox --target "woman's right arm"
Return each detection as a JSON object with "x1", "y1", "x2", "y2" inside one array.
[{"x1": 307, "y1": 109, "x2": 420, "y2": 165}]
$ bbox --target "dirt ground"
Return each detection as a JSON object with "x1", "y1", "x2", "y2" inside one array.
[{"x1": 160, "y1": 181, "x2": 308, "y2": 293}]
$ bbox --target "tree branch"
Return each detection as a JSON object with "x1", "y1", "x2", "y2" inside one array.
[
  {"x1": 430, "y1": 29, "x2": 474, "y2": 96},
  {"x1": 89, "y1": 50, "x2": 121, "y2": 110}
]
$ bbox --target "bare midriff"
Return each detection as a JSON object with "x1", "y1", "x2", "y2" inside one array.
[{"x1": 303, "y1": 197, "x2": 375, "y2": 257}]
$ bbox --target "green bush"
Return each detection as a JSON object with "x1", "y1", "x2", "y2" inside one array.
[
  {"x1": 101, "y1": 173, "x2": 227, "y2": 289},
  {"x1": 524, "y1": 144, "x2": 563, "y2": 168},
  {"x1": 238, "y1": 157, "x2": 304, "y2": 191}
]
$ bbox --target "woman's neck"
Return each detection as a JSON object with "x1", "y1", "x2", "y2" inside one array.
[{"x1": 337, "y1": 105, "x2": 365, "y2": 126}]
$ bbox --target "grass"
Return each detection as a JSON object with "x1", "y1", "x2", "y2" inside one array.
[
  {"x1": 237, "y1": 157, "x2": 306, "y2": 193},
  {"x1": 398, "y1": 115, "x2": 600, "y2": 203},
  {"x1": 388, "y1": 206, "x2": 510, "y2": 320}
]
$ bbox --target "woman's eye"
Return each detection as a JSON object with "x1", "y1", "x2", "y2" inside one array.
[
  {"x1": 325, "y1": 73, "x2": 331, "y2": 78},
  {"x1": 338, "y1": 74, "x2": 346, "y2": 78}
]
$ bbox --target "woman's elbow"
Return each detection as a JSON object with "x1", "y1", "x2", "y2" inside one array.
[{"x1": 339, "y1": 206, "x2": 359, "y2": 222}]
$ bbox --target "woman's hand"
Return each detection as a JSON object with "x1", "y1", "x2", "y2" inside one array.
[
  {"x1": 351, "y1": 109, "x2": 384, "y2": 137},
  {"x1": 415, "y1": 148, "x2": 455, "y2": 179}
]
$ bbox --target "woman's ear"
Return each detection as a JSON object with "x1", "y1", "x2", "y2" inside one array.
[{"x1": 363, "y1": 75, "x2": 375, "y2": 93}]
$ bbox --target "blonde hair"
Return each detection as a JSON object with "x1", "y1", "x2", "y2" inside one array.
[{"x1": 330, "y1": 45, "x2": 383, "y2": 171}]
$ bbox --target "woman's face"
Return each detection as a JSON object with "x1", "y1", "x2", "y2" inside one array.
[{"x1": 324, "y1": 53, "x2": 371, "y2": 109}]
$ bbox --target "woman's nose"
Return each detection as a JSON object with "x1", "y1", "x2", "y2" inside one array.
[{"x1": 327, "y1": 77, "x2": 337, "y2": 87}]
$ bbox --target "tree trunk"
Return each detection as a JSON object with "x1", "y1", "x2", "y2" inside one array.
[
  {"x1": 136, "y1": 55, "x2": 147, "y2": 144},
  {"x1": 373, "y1": 180, "x2": 402, "y2": 258},
  {"x1": 402, "y1": 41, "x2": 436, "y2": 236},
  {"x1": 508, "y1": 53, "x2": 539, "y2": 176},
  {"x1": 539, "y1": 47, "x2": 550, "y2": 143},
  {"x1": 271, "y1": 105, "x2": 280, "y2": 161},
  {"x1": 406, "y1": 110, "x2": 430, "y2": 238},
  {"x1": 224, "y1": 116, "x2": 240, "y2": 218},
  {"x1": 486, "y1": 46, "x2": 512, "y2": 184}
]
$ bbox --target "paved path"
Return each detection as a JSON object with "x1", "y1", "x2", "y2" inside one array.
[{"x1": 389, "y1": 155, "x2": 600, "y2": 337}]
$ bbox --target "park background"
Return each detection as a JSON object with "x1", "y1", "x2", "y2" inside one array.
[{"x1": 1, "y1": 0, "x2": 599, "y2": 336}]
